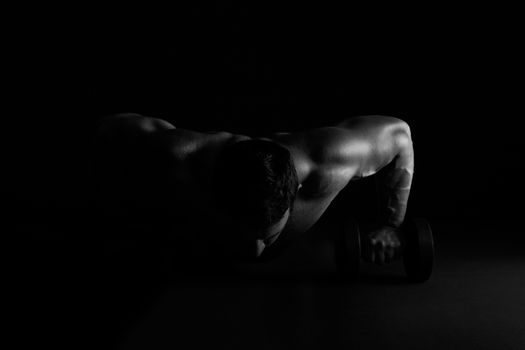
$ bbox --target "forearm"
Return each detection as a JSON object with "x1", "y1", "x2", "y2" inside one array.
[{"x1": 375, "y1": 137, "x2": 414, "y2": 228}]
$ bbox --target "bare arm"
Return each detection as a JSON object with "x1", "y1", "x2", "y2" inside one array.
[
  {"x1": 335, "y1": 115, "x2": 414, "y2": 228},
  {"x1": 330, "y1": 115, "x2": 414, "y2": 264},
  {"x1": 374, "y1": 129, "x2": 414, "y2": 229}
]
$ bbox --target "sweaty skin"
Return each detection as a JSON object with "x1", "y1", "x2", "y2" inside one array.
[{"x1": 93, "y1": 113, "x2": 414, "y2": 263}]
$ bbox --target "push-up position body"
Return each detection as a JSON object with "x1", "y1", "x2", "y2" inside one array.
[{"x1": 93, "y1": 114, "x2": 414, "y2": 264}]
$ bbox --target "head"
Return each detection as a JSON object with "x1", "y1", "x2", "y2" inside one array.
[{"x1": 211, "y1": 139, "x2": 299, "y2": 257}]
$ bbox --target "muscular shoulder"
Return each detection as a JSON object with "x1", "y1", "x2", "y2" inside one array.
[
  {"x1": 301, "y1": 116, "x2": 409, "y2": 164},
  {"x1": 150, "y1": 129, "x2": 232, "y2": 161},
  {"x1": 335, "y1": 115, "x2": 411, "y2": 177},
  {"x1": 96, "y1": 113, "x2": 175, "y2": 139},
  {"x1": 267, "y1": 132, "x2": 349, "y2": 199},
  {"x1": 269, "y1": 115, "x2": 411, "y2": 189}
]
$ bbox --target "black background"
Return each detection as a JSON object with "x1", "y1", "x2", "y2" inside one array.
[
  {"x1": 4, "y1": 3, "x2": 524, "y2": 348},
  {"x1": 5, "y1": 3, "x2": 523, "y2": 225}
]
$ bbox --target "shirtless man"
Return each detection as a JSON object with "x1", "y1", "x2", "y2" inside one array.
[{"x1": 92, "y1": 113, "x2": 414, "y2": 265}]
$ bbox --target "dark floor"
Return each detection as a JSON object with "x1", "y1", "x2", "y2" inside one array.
[{"x1": 10, "y1": 220, "x2": 525, "y2": 349}]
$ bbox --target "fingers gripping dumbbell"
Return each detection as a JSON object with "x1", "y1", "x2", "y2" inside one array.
[{"x1": 335, "y1": 218, "x2": 435, "y2": 283}]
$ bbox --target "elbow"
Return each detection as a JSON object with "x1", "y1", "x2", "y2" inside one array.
[
  {"x1": 396, "y1": 132, "x2": 413, "y2": 155},
  {"x1": 388, "y1": 118, "x2": 413, "y2": 162},
  {"x1": 395, "y1": 124, "x2": 413, "y2": 149},
  {"x1": 399, "y1": 119, "x2": 412, "y2": 139},
  {"x1": 386, "y1": 116, "x2": 411, "y2": 139},
  {"x1": 390, "y1": 118, "x2": 412, "y2": 144},
  {"x1": 394, "y1": 125, "x2": 414, "y2": 173}
]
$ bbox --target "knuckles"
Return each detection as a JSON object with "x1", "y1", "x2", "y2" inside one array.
[{"x1": 364, "y1": 228, "x2": 402, "y2": 265}]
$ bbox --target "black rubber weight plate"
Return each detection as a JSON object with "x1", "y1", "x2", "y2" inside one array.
[
  {"x1": 403, "y1": 218, "x2": 435, "y2": 283},
  {"x1": 335, "y1": 217, "x2": 361, "y2": 278}
]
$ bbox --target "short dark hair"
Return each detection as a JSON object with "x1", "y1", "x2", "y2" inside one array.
[{"x1": 212, "y1": 139, "x2": 299, "y2": 229}]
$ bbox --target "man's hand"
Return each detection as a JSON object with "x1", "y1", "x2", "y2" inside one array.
[{"x1": 362, "y1": 225, "x2": 403, "y2": 265}]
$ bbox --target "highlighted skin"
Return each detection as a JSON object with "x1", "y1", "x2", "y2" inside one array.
[{"x1": 375, "y1": 129, "x2": 414, "y2": 229}]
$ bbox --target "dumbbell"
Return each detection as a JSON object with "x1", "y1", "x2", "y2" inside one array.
[{"x1": 335, "y1": 218, "x2": 435, "y2": 283}]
